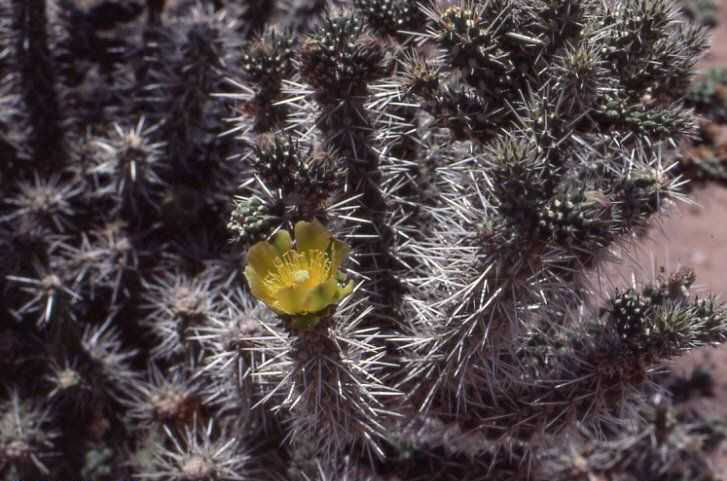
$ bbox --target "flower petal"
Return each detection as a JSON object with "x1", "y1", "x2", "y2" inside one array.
[
  {"x1": 295, "y1": 219, "x2": 331, "y2": 253},
  {"x1": 271, "y1": 229, "x2": 292, "y2": 255},
  {"x1": 274, "y1": 285, "x2": 312, "y2": 315},
  {"x1": 327, "y1": 238, "x2": 350, "y2": 273},
  {"x1": 303, "y1": 277, "x2": 338, "y2": 313},
  {"x1": 246, "y1": 241, "x2": 280, "y2": 279},
  {"x1": 244, "y1": 265, "x2": 275, "y2": 306},
  {"x1": 334, "y1": 279, "x2": 354, "y2": 302}
]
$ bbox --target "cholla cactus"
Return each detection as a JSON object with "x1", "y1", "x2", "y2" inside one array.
[{"x1": 0, "y1": 0, "x2": 725, "y2": 480}]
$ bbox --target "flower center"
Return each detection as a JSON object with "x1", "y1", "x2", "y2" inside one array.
[
  {"x1": 263, "y1": 249, "x2": 331, "y2": 292},
  {"x1": 293, "y1": 270, "x2": 310, "y2": 283}
]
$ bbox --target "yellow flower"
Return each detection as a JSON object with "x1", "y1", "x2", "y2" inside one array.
[{"x1": 244, "y1": 219, "x2": 354, "y2": 325}]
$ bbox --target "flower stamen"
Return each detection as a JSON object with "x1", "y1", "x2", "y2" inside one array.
[
  {"x1": 293, "y1": 270, "x2": 310, "y2": 284},
  {"x1": 263, "y1": 249, "x2": 332, "y2": 292}
]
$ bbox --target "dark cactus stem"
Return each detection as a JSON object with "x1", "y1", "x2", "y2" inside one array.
[
  {"x1": 239, "y1": 32, "x2": 295, "y2": 134},
  {"x1": 0, "y1": 137, "x2": 19, "y2": 180},
  {"x1": 284, "y1": 0, "x2": 329, "y2": 33},
  {"x1": 300, "y1": 15, "x2": 405, "y2": 327},
  {"x1": 133, "y1": 23, "x2": 163, "y2": 119},
  {"x1": 325, "y1": 110, "x2": 404, "y2": 327},
  {"x1": 240, "y1": 0, "x2": 275, "y2": 39},
  {"x1": 160, "y1": 24, "x2": 225, "y2": 177},
  {"x1": 339, "y1": 105, "x2": 405, "y2": 328},
  {"x1": 12, "y1": 0, "x2": 64, "y2": 173},
  {"x1": 146, "y1": 0, "x2": 165, "y2": 25},
  {"x1": 538, "y1": 0, "x2": 585, "y2": 59},
  {"x1": 349, "y1": 144, "x2": 404, "y2": 328}
]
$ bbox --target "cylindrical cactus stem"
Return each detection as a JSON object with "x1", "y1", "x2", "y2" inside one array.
[
  {"x1": 11, "y1": 0, "x2": 65, "y2": 173},
  {"x1": 293, "y1": 12, "x2": 406, "y2": 328},
  {"x1": 237, "y1": 219, "x2": 398, "y2": 460},
  {"x1": 276, "y1": 310, "x2": 397, "y2": 461}
]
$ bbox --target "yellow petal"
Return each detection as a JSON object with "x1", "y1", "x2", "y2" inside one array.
[
  {"x1": 303, "y1": 277, "x2": 338, "y2": 313},
  {"x1": 274, "y1": 285, "x2": 313, "y2": 315},
  {"x1": 327, "y1": 238, "x2": 350, "y2": 272},
  {"x1": 244, "y1": 265, "x2": 275, "y2": 305},
  {"x1": 246, "y1": 241, "x2": 280, "y2": 279},
  {"x1": 271, "y1": 229, "x2": 292, "y2": 255},
  {"x1": 334, "y1": 279, "x2": 354, "y2": 302},
  {"x1": 295, "y1": 218, "x2": 331, "y2": 253}
]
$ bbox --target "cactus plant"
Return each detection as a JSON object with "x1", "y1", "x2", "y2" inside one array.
[{"x1": 0, "y1": 0, "x2": 725, "y2": 479}]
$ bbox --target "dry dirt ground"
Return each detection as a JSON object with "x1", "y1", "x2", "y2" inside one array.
[{"x1": 612, "y1": 1, "x2": 727, "y2": 471}]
